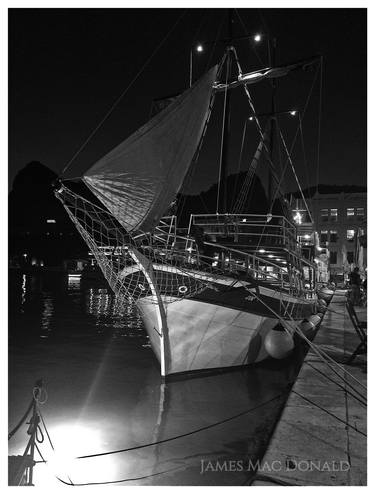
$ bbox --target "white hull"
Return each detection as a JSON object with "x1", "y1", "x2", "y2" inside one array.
[{"x1": 137, "y1": 296, "x2": 300, "y2": 377}]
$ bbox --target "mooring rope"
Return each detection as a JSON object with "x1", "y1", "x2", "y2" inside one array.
[
  {"x1": 8, "y1": 397, "x2": 34, "y2": 440},
  {"x1": 291, "y1": 390, "x2": 366, "y2": 437},
  {"x1": 34, "y1": 393, "x2": 285, "y2": 466},
  {"x1": 235, "y1": 279, "x2": 367, "y2": 402}
]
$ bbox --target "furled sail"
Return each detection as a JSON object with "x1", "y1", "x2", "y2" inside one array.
[
  {"x1": 83, "y1": 65, "x2": 218, "y2": 233},
  {"x1": 214, "y1": 56, "x2": 319, "y2": 92}
]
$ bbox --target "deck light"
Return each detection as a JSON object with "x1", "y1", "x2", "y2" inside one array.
[
  {"x1": 268, "y1": 254, "x2": 274, "y2": 258},
  {"x1": 258, "y1": 249, "x2": 266, "y2": 253},
  {"x1": 254, "y1": 34, "x2": 262, "y2": 43},
  {"x1": 196, "y1": 44, "x2": 204, "y2": 52},
  {"x1": 290, "y1": 110, "x2": 297, "y2": 116},
  {"x1": 293, "y1": 212, "x2": 302, "y2": 224}
]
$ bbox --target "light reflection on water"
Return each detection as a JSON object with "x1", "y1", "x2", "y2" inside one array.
[{"x1": 9, "y1": 271, "x2": 301, "y2": 486}]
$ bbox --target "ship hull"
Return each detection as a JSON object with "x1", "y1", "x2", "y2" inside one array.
[{"x1": 137, "y1": 293, "x2": 311, "y2": 377}]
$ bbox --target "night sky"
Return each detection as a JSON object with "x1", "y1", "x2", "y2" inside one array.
[{"x1": 8, "y1": 8, "x2": 367, "y2": 194}]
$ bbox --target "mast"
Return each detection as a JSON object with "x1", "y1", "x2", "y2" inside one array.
[
  {"x1": 268, "y1": 36, "x2": 277, "y2": 210},
  {"x1": 218, "y1": 8, "x2": 233, "y2": 214}
]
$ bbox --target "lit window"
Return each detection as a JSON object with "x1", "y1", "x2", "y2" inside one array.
[
  {"x1": 356, "y1": 207, "x2": 364, "y2": 218},
  {"x1": 329, "y1": 230, "x2": 338, "y2": 243},
  {"x1": 330, "y1": 251, "x2": 337, "y2": 264},
  {"x1": 320, "y1": 230, "x2": 328, "y2": 243},
  {"x1": 46, "y1": 219, "x2": 56, "y2": 224},
  {"x1": 346, "y1": 208, "x2": 354, "y2": 218},
  {"x1": 347, "y1": 229, "x2": 355, "y2": 241},
  {"x1": 321, "y1": 209, "x2": 328, "y2": 222},
  {"x1": 330, "y1": 209, "x2": 338, "y2": 221}
]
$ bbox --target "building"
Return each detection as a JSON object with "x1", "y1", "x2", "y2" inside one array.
[{"x1": 292, "y1": 186, "x2": 367, "y2": 283}]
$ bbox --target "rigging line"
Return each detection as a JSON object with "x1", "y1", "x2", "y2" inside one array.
[
  {"x1": 292, "y1": 390, "x2": 366, "y2": 437},
  {"x1": 233, "y1": 123, "x2": 269, "y2": 215},
  {"x1": 73, "y1": 393, "x2": 284, "y2": 460},
  {"x1": 269, "y1": 64, "x2": 320, "y2": 215},
  {"x1": 198, "y1": 192, "x2": 210, "y2": 213},
  {"x1": 176, "y1": 50, "x2": 227, "y2": 218},
  {"x1": 216, "y1": 50, "x2": 231, "y2": 214},
  {"x1": 257, "y1": 8, "x2": 270, "y2": 35},
  {"x1": 231, "y1": 47, "x2": 285, "y2": 207},
  {"x1": 205, "y1": 11, "x2": 227, "y2": 72},
  {"x1": 59, "y1": 9, "x2": 187, "y2": 179},
  {"x1": 234, "y1": 9, "x2": 267, "y2": 68},
  {"x1": 230, "y1": 119, "x2": 248, "y2": 211},
  {"x1": 176, "y1": 70, "x2": 221, "y2": 219},
  {"x1": 277, "y1": 125, "x2": 313, "y2": 221},
  {"x1": 236, "y1": 278, "x2": 367, "y2": 399},
  {"x1": 316, "y1": 56, "x2": 323, "y2": 192},
  {"x1": 298, "y1": 113, "x2": 314, "y2": 216}
]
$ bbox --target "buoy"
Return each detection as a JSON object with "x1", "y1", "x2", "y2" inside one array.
[
  {"x1": 299, "y1": 318, "x2": 314, "y2": 335},
  {"x1": 317, "y1": 299, "x2": 327, "y2": 312},
  {"x1": 308, "y1": 314, "x2": 321, "y2": 327},
  {"x1": 318, "y1": 287, "x2": 334, "y2": 302},
  {"x1": 264, "y1": 323, "x2": 294, "y2": 359}
]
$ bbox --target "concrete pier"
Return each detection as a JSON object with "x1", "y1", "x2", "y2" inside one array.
[{"x1": 252, "y1": 291, "x2": 367, "y2": 486}]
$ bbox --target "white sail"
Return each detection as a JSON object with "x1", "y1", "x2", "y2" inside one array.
[{"x1": 83, "y1": 65, "x2": 218, "y2": 233}]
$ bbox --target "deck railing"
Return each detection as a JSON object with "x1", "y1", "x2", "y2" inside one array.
[
  {"x1": 135, "y1": 214, "x2": 316, "y2": 298},
  {"x1": 186, "y1": 213, "x2": 300, "y2": 255}
]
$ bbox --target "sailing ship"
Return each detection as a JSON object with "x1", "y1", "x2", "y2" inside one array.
[{"x1": 55, "y1": 25, "x2": 329, "y2": 377}]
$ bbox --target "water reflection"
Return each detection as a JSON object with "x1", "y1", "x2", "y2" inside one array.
[
  {"x1": 86, "y1": 287, "x2": 144, "y2": 338},
  {"x1": 21, "y1": 274, "x2": 26, "y2": 310},
  {"x1": 9, "y1": 272, "x2": 301, "y2": 486},
  {"x1": 40, "y1": 296, "x2": 54, "y2": 337}
]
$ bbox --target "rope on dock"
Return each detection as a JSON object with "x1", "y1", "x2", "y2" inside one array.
[{"x1": 291, "y1": 390, "x2": 366, "y2": 437}]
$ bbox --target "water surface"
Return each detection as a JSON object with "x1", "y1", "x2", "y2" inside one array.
[{"x1": 9, "y1": 271, "x2": 302, "y2": 486}]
